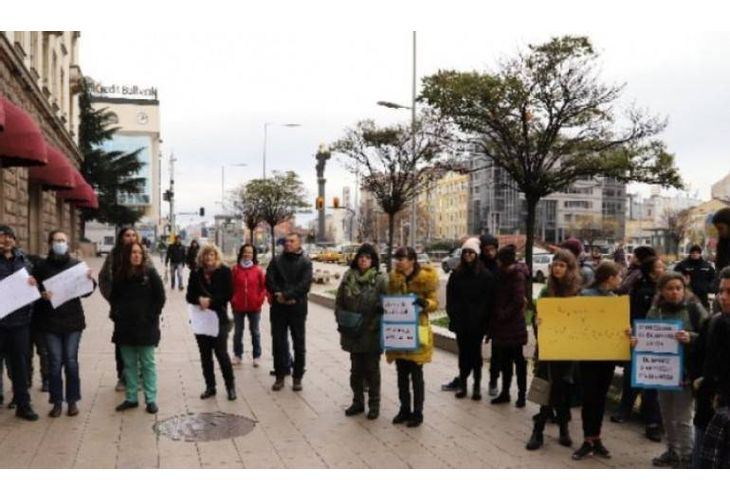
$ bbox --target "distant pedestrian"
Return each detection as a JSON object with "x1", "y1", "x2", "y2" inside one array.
[
  {"x1": 489, "y1": 244, "x2": 528, "y2": 407},
  {"x1": 674, "y1": 244, "x2": 716, "y2": 310},
  {"x1": 387, "y1": 246, "x2": 438, "y2": 428},
  {"x1": 186, "y1": 239, "x2": 200, "y2": 274},
  {"x1": 165, "y1": 235, "x2": 187, "y2": 291},
  {"x1": 446, "y1": 238, "x2": 495, "y2": 401},
  {"x1": 641, "y1": 272, "x2": 708, "y2": 468},
  {"x1": 265, "y1": 233, "x2": 313, "y2": 392},
  {"x1": 572, "y1": 261, "x2": 625, "y2": 460},
  {"x1": 231, "y1": 244, "x2": 266, "y2": 367},
  {"x1": 99, "y1": 226, "x2": 144, "y2": 392},
  {"x1": 32, "y1": 230, "x2": 96, "y2": 418},
  {"x1": 0, "y1": 224, "x2": 39, "y2": 421},
  {"x1": 111, "y1": 242, "x2": 165, "y2": 414},
  {"x1": 527, "y1": 249, "x2": 582, "y2": 451},
  {"x1": 186, "y1": 244, "x2": 236, "y2": 401},
  {"x1": 335, "y1": 243, "x2": 387, "y2": 420}
]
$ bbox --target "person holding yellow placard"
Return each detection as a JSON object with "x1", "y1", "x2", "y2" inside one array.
[
  {"x1": 572, "y1": 262, "x2": 624, "y2": 460},
  {"x1": 527, "y1": 249, "x2": 582, "y2": 451}
]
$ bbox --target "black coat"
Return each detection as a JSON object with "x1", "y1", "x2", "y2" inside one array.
[
  {"x1": 186, "y1": 265, "x2": 233, "y2": 323},
  {"x1": 489, "y1": 265, "x2": 529, "y2": 347},
  {"x1": 165, "y1": 242, "x2": 186, "y2": 265},
  {"x1": 629, "y1": 273, "x2": 657, "y2": 321},
  {"x1": 32, "y1": 254, "x2": 96, "y2": 334},
  {"x1": 265, "y1": 251, "x2": 313, "y2": 316},
  {"x1": 703, "y1": 313, "x2": 730, "y2": 408},
  {"x1": 446, "y1": 263, "x2": 495, "y2": 338},
  {"x1": 674, "y1": 257, "x2": 715, "y2": 300},
  {"x1": 111, "y1": 268, "x2": 165, "y2": 346}
]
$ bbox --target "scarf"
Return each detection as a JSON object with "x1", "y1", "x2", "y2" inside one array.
[{"x1": 344, "y1": 267, "x2": 378, "y2": 297}]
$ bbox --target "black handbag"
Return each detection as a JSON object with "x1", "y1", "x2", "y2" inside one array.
[{"x1": 336, "y1": 309, "x2": 364, "y2": 336}]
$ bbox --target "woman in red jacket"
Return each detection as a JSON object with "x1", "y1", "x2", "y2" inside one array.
[{"x1": 231, "y1": 244, "x2": 266, "y2": 366}]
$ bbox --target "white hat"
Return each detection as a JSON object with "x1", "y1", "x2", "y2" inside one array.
[{"x1": 462, "y1": 237, "x2": 481, "y2": 255}]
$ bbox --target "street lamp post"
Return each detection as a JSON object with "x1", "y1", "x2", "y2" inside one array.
[{"x1": 263, "y1": 122, "x2": 301, "y2": 179}]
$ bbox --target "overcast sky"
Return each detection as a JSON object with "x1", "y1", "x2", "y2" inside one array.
[{"x1": 70, "y1": 9, "x2": 730, "y2": 227}]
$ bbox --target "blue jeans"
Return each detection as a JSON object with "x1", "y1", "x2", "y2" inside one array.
[
  {"x1": 45, "y1": 331, "x2": 82, "y2": 404},
  {"x1": 170, "y1": 264, "x2": 184, "y2": 289},
  {"x1": 233, "y1": 311, "x2": 262, "y2": 359}
]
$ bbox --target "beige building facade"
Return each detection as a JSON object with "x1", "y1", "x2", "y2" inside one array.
[
  {"x1": 0, "y1": 31, "x2": 84, "y2": 255},
  {"x1": 428, "y1": 171, "x2": 469, "y2": 241}
]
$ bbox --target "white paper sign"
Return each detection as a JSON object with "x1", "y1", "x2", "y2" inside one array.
[
  {"x1": 42, "y1": 262, "x2": 95, "y2": 309},
  {"x1": 634, "y1": 353, "x2": 682, "y2": 388},
  {"x1": 0, "y1": 268, "x2": 41, "y2": 319},
  {"x1": 382, "y1": 294, "x2": 418, "y2": 323},
  {"x1": 635, "y1": 321, "x2": 680, "y2": 354},
  {"x1": 382, "y1": 323, "x2": 418, "y2": 350},
  {"x1": 187, "y1": 305, "x2": 219, "y2": 337}
]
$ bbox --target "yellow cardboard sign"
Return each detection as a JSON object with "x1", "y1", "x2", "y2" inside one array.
[{"x1": 536, "y1": 296, "x2": 631, "y2": 361}]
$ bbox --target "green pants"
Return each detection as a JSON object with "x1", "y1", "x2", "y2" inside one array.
[{"x1": 119, "y1": 345, "x2": 157, "y2": 404}]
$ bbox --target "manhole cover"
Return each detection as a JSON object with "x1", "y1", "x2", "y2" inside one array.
[{"x1": 154, "y1": 412, "x2": 257, "y2": 442}]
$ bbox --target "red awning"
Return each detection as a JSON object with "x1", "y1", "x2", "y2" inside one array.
[
  {"x1": 59, "y1": 170, "x2": 98, "y2": 208},
  {"x1": 0, "y1": 97, "x2": 48, "y2": 167},
  {"x1": 76, "y1": 187, "x2": 99, "y2": 209},
  {"x1": 28, "y1": 145, "x2": 77, "y2": 190},
  {"x1": 0, "y1": 98, "x2": 5, "y2": 132}
]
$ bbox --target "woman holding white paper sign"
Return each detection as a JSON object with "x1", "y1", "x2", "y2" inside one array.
[
  {"x1": 33, "y1": 230, "x2": 96, "y2": 418},
  {"x1": 386, "y1": 246, "x2": 438, "y2": 428},
  {"x1": 110, "y1": 242, "x2": 166, "y2": 414},
  {"x1": 643, "y1": 271, "x2": 707, "y2": 468}
]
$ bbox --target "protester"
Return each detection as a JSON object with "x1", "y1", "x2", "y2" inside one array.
[
  {"x1": 617, "y1": 246, "x2": 657, "y2": 295},
  {"x1": 231, "y1": 243, "x2": 266, "y2": 367},
  {"x1": 186, "y1": 239, "x2": 200, "y2": 274},
  {"x1": 674, "y1": 244, "x2": 716, "y2": 310},
  {"x1": 712, "y1": 208, "x2": 730, "y2": 274},
  {"x1": 572, "y1": 261, "x2": 624, "y2": 460},
  {"x1": 612, "y1": 255, "x2": 666, "y2": 442},
  {"x1": 641, "y1": 271, "x2": 708, "y2": 467},
  {"x1": 111, "y1": 242, "x2": 165, "y2": 414},
  {"x1": 32, "y1": 230, "x2": 96, "y2": 417},
  {"x1": 335, "y1": 243, "x2": 387, "y2": 419},
  {"x1": 560, "y1": 237, "x2": 594, "y2": 285},
  {"x1": 527, "y1": 249, "x2": 582, "y2": 450},
  {"x1": 489, "y1": 244, "x2": 528, "y2": 407},
  {"x1": 697, "y1": 266, "x2": 730, "y2": 468},
  {"x1": 0, "y1": 225, "x2": 39, "y2": 420},
  {"x1": 186, "y1": 244, "x2": 236, "y2": 401},
  {"x1": 165, "y1": 235, "x2": 187, "y2": 291},
  {"x1": 265, "y1": 233, "x2": 313, "y2": 392},
  {"x1": 99, "y1": 226, "x2": 143, "y2": 392},
  {"x1": 446, "y1": 238, "x2": 495, "y2": 401},
  {"x1": 613, "y1": 243, "x2": 627, "y2": 268},
  {"x1": 386, "y1": 246, "x2": 438, "y2": 428}
]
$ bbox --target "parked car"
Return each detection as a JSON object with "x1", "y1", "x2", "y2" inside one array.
[{"x1": 441, "y1": 248, "x2": 461, "y2": 273}]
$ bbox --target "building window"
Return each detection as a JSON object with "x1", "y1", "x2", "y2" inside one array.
[{"x1": 564, "y1": 200, "x2": 592, "y2": 209}]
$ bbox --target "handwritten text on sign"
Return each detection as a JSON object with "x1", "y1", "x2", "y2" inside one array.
[
  {"x1": 382, "y1": 295, "x2": 418, "y2": 323},
  {"x1": 536, "y1": 296, "x2": 631, "y2": 361},
  {"x1": 382, "y1": 323, "x2": 418, "y2": 350},
  {"x1": 634, "y1": 320, "x2": 680, "y2": 354},
  {"x1": 634, "y1": 354, "x2": 682, "y2": 388}
]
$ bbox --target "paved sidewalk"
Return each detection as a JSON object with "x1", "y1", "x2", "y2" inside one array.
[{"x1": 0, "y1": 257, "x2": 663, "y2": 468}]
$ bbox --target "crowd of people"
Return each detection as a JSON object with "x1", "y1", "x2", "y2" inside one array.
[{"x1": 1, "y1": 209, "x2": 730, "y2": 469}]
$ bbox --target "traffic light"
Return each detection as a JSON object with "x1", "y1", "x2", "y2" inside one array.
[
  {"x1": 333, "y1": 197, "x2": 340, "y2": 209},
  {"x1": 199, "y1": 207, "x2": 205, "y2": 216},
  {"x1": 163, "y1": 189, "x2": 173, "y2": 202},
  {"x1": 315, "y1": 196, "x2": 324, "y2": 210}
]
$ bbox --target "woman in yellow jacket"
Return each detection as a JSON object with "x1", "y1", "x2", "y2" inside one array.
[{"x1": 387, "y1": 247, "x2": 439, "y2": 427}]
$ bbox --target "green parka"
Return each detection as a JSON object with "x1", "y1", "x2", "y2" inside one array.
[{"x1": 335, "y1": 267, "x2": 388, "y2": 354}]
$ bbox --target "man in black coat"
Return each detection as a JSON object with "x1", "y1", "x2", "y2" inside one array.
[
  {"x1": 265, "y1": 233, "x2": 313, "y2": 392},
  {"x1": 674, "y1": 244, "x2": 716, "y2": 309},
  {"x1": 0, "y1": 225, "x2": 39, "y2": 421},
  {"x1": 164, "y1": 235, "x2": 187, "y2": 291}
]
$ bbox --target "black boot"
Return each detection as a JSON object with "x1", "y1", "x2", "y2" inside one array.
[
  {"x1": 491, "y1": 391, "x2": 511, "y2": 404},
  {"x1": 559, "y1": 423, "x2": 573, "y2": 447},
  {"x1": 392, "y1": 407, "x2": 412, "y2": 424},
  {"x1": 515, "y1": 392, "x2": 526, "y2": 408},
  {"x1": 526, "y1": 419, "x2": 545, "y2": 450},
  {"x1": 455, "y1": 378, "x2": 467, "y2": 399},
  {"x1": 407, "y1": 411, "x2": 423, "y2": 428},
  {"x1": 472, "y1": 381, "x2": 482, "y2": 401}
]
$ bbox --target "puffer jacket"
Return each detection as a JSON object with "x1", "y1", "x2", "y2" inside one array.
[
  {"x1": 446, "y1": 262, "x2": 495, "y2": 337},
  {"x1": 385, "y1": 265, "x2": 439, "y2": 364},
  {"x1": 335, "y1": 268, "x2": 387, "y2": 354},
  {"x1": 231, "y1": 264, "x2": 266, "y2": 313},
  {"x1": 489, "y1": 264, "x2": 528, "y2": 347}
]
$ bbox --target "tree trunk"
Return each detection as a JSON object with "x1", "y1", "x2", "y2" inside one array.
[
  {"x1": 386, "y1": 212, "x2": 396, "y2": 273},
  {"x1": 525, "y1": 197, "x2": 538, "y2": 306}
]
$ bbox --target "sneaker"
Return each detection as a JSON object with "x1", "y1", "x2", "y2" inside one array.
[
  {"x1": 115, "y1": 380, "x2": 126, "y2": 392},
  {"x1": 652, "y1": 449, "x2": 679, "y2": 467},
  {"x1": 441, "y1": 377, "x2": 460, "y2": 391},
  {"x1": 488, "y1": 382, "x2": 499, "y2": 397},
  {"x1": 645, "y1": 424, "x2": 662, "y2": 443},
  {"x1": 232, "y1": 356, "x2": 242, "y2": 366},
  {"x1": 572, "y1": 441, "x2": 594, "y2": 460},
  {"x1": 592, "y1": 440, "x2": 611, "y2": 459}
]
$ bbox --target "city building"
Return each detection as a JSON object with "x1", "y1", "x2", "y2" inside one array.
[
  {"x1": 711, "y1": 172, "x2": 730, "y2": 202},
  {"x1": 1, "y1": 31, "x2": 88, "y2": 255},
  {"x1": 429, "y1": 170, "x2": 469, "y2": 241},
  {"x1": 89, "y1": 80, "x2": 162, "y2": 242}
]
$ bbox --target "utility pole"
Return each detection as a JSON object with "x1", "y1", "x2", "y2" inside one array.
[
  {"x1": 410, "y1": 31, "x2": 417, "y2": 248},
  {"x1": 169, "y1": 152, "x2": 177, "y2": 239}
]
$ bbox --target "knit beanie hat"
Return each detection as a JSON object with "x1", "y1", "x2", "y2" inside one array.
[
  {"x1": 560, "y1": 237, "x2": 584, "y2": 258},
  {"x1": 712, "y1": 207, "x2": 730, "y2": 226},
  {"x1": 462, "y1": 237, "x2": 481, "y2": 255}
]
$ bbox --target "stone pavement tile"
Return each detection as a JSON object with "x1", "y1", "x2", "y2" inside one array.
[
  {"x1": 157, "y1": 438, "x2": 201, "y2": 468},
  {"x1": 197, "y1": 439, "x2": 243, "y2": 469}
]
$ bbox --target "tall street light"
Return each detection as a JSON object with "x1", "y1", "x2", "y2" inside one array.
[
  {"x1": 263, "y1": 122, "x2": 301, "y2": 179},
  {"x1": 377, "y1": 31, "x2": 417, "y2": 248},
  {"x1": 221, "y1": 163, "x2": 247, "y2": 212}
]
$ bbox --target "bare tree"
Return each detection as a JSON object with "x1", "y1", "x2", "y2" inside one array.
[
  {"x1": 661, "y1": 207, "x2": 692, "y2": 255},
  {"x1": 230, "y1": 184, "x2": 264, "y2": 244}
]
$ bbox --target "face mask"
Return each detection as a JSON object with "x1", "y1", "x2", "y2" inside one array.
[
  {"x1": 52, "y1": 241, "x2": 68, "y2": 256},
  {"x1": 240, "y1": 259, "x2": 253, "y2": 268}
]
